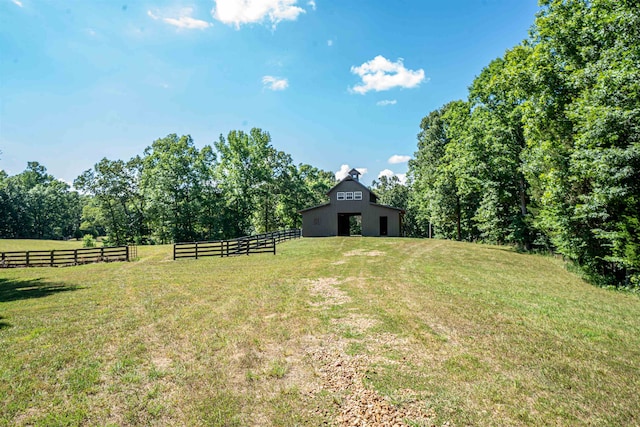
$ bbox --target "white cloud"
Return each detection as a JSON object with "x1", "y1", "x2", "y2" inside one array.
[
  {"x1": 378, "y1": 169, "x2": 394, "y2": 179},
  {"x1": 11, "y1": 0, "x2": 23, "y2": 7},
  {"x1": 335, "y1": 164, "x2": 367, "y2": 181},
  {"x1": 262, "y1": 75, "x2": 289, "y2": 91},
  {"x1": 308, "y1": 0, "x2": 316, "y2": 10},
  {"x1": 57, "y1": 178, "x2": 72, "y2": 187},
  {"x1": 376, "y1": 99, "x2": 397, "y2": 106},
  {"x1": 388, "y1": 154, "x2": 411, "y2": 164},
  {"x1": 377, "y1": 169, "x2": 407, "y2": 185},
  {"x1": 212, "y1": 0, "x2": 306, "y2": 29},
  {"x1": 148, "y1": 8, "x2": 212, "y2": 30},
  {"x1": 327, "y1": 39, "x2": 333, "y2": 47},
  {"x1": 163, "y1": 16, "x2": 212, "y2": 29},
  {"x1": 350, "y1": 55, "x2": 425, "y2": 94}
]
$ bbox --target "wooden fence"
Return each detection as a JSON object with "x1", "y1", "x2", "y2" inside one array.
[
  {"x1": 0, "y1": 246, "x2": 131, "y2": 268},
  {"x1": 173, "y1": 229, "x2": 302, "y2": 260}
]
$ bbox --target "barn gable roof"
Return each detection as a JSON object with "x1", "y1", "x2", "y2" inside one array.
[
  {"x1": 297, "y1": 202, "x2": 331, "y2": 213},
  {"x1": 327, "y1": 174, "x2": 377, "y2": 199},
  {"x1": 370, "y1": 202, "x2": 405, "y2": 213}
]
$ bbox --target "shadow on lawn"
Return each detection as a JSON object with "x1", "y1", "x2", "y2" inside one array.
[
  {"x1": 0, "y1": 278, "x2": 79, "y2": 303},
  {"x1": 0, "y1": 315, "x2": 10, "y2": 329}
]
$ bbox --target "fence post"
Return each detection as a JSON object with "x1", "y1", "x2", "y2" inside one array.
[
  {"x1": 173, "y1": 244, "x2": 176, "y2": 260},
  {"x1": 50, "y1": 250, "x2": 54, "y2": 267},
  {"x1": 126, "y1": 246, "x2": 130, "y2": 262},
  {"x1": 26, "y1": 251, "x2": 30, "y2": 267},
  {"x1": 273, "y1": 237, "x2": 276, "y2": 255},
  {"x1": 195, "y1": 242, "x2": 199, "y2": 259},
  {"x1": 74, "y1": 249, "x2": 78, "y2": 264}
]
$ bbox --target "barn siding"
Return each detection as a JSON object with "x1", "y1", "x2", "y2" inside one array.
[{"x1": 300, "y1": 178, "x2": 403, "y2": 237}]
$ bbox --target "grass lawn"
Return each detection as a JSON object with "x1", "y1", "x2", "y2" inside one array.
[
  {"x1": 0, "y1": 239, "x2": 86, "y2": 252},
  {"x1": 1, "y1": 237, "x2": 639, "y2": 426}
]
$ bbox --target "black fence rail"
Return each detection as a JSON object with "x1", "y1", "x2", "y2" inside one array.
[
  {"x1": 174, "y1": 229, "x2": 302, "y2": 261},
  {"x1": 0, "y1": 246, "x2": 131, "y2": 268}
]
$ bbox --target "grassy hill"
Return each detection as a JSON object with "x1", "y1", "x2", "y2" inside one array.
[{"x1": 1, "y1": 237, "x2": 639, "y2": 426}]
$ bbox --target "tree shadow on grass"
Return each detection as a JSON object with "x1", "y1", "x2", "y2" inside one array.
[
  {"x1": 0, "y1": 278, "x2": 79, "y2": 303},
  {"x1": 0, "y1": 315, "x2": 10, "y2": 329}
]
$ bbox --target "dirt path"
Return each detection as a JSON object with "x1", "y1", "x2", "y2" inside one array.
[{"x1": 302, "y1": 277, "x2": 438, "y2": 427}]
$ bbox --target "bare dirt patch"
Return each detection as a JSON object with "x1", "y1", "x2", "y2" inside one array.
[
  {"x1": 331, "y1": 313, "x2": 379, "y2": 334},
  {"x1": 306, "y1": 277, "x2": 351, "y2": 307},
  {"x1": 300, "y1": 278, "x2": 438, "y2": 426},
  {"x1": 303, "y1": 334, "x2": 436, "y2": 426}
]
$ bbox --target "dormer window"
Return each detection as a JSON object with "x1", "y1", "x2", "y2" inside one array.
[{"x1": 336, "y1": 191, "x2": 363, "y2": 201}]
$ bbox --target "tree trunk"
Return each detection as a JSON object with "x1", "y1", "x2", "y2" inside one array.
[{"x1": 456, "y1": 195, "x2": 462, "y2": 241}]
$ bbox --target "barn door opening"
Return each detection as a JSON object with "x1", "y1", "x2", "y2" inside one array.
[
  {"x1": 338, "y1": 213, "x2": 361, "y2": 236},
  {"x1": 380, "y1": 216, "x2": 388, "y2": 236},
  {"x1": 338, "y1": 214, "x2": 350, "y2": 236},
  {"x1": 349, "y1": 215, "x2": 362, "y2": 236}
]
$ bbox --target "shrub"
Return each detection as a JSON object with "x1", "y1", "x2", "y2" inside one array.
[{"x1": 82, "y1": 234, "x2": 97, "y2": 248}]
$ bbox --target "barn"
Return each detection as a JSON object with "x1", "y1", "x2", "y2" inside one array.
[{"x1": 299, "y1": 168, "x2": 404, "y2": 237}]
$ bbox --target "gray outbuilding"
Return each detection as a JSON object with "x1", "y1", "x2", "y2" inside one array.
[{"x1": 299, "y1": 168, "x2": 404, "y2": 237}]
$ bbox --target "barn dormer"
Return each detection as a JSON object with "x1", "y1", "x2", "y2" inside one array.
[{"x1": 348, "y1": 168, "x2": 361, "y2": 182}]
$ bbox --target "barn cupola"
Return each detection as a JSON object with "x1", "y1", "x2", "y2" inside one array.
[{"x1": 348, "y1": 168, "x2": 361, "y2": 182}]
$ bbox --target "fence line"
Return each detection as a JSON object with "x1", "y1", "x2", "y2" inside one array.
[
  {"x1": 0, "y1": 246, "x2": 131, "y2": 268},
  {"x1": 173, "y1": 229, "x2": 302, "y2": 261}
]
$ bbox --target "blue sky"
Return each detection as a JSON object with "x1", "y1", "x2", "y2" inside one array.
[{"x1": 0, "y1": 0, "x2": 540, "y2": 186}]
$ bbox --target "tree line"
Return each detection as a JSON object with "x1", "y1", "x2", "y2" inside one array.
[
  {"x1": 1, "y1": 1, "x2": 636, "y2": 288},
  {"x1": 0, "y1": 162, "x2": 84, "y2": 240},
  {"x1": 0, "y1": 129, "x2": 334, "y2": 246},
  {"x1": 406, "y1": 0, "x2": 639, "y2": 287}
]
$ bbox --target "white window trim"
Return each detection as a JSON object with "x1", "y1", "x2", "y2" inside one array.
[
  {"x1": 337, "y1": 192, "x2": 345, "y2": 200},
  {"x1": 354, "y1": 191, "x2": 362, "y2": 200},
  {"x1": 345, "y1": 192, "x2": 354, "y2": 200}
]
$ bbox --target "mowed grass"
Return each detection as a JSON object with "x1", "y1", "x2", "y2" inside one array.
[
  {"x1": 0, "y1": 239, "x2": 85, "y2": 252},
  {"x1": 1, "y1": 237, "x2": 639, "y2": 426}
]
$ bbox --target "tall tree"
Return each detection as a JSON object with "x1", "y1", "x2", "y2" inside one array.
[
  {"x1": 522, "y1": 0, "x2": 640, "y2": 283},
  {"x1": 409, "y1": 101, "x2": 480, "y2": 241},
  {"x1": 75, "y1": 157, "x2": 145, "y2": 245},
  {"x1": 142, "y1": 134, "x2": 214, "y2": 243},
  {"x1": 1, "y1": 163, "x2": 83, "y2": 239},
  {"x1": 215, "y1": 128, "x2": 274, "y2": 237},
  {"x1": 466, "y1": 52, "x2": 536, "y2": 249}
]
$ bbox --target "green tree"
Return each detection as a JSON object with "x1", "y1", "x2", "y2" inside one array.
[
  {"x1": 75, "y1": 157, "x2": 146, "y2": 245},
  {"x1": 409, "y1": 101, "x2": 480, "y2": 241},
  {"x1": 521, "y1": 0, "x2": 640, "y2": 283},
  {"x1": 371, "y1": 175, "x2": 418, "y2": 236},
  {"x1": 214, "y1": 128, "x2": 275, "y2": 237},
  {"x1": 0, "y1": 163, "x2": 83, "y2": 239},
  {"x1": 466, "y1": 52, "x2": 537, "y2": 249},
  {"x1": 142, "y1": 134, "x2": 214, "y2": 243}
]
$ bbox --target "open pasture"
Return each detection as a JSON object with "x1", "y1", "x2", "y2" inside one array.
[{"x1": 1, "y1": 237, "x2": 639, "y2": 426}]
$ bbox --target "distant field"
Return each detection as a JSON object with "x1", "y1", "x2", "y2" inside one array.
[
  {"x1": 1, "y1": 238, "x2": 639, "y2": 426},
  {"x1": 0, "y1": 239, "x2": 85, "y2": 252}
]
